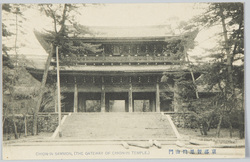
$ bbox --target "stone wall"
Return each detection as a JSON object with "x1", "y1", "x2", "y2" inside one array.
[{"x1": 3, "y1": 113, "x2": 67, "y2": 136}]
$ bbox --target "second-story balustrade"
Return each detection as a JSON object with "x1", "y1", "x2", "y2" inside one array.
[
  {"x1": 51, "y1": 41, "x2": 184, "y2": 66},
  {"x1": 83, "y1": 42, "x2": 181, "y2": 56},
  {"x1": 58, "y1": 55, "x2": 183, "y2": 65},
  {"x1": 51, "y1": 54, "x2": 184, "y2": 66}
]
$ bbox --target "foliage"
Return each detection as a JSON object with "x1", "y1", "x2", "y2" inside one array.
[
  {"x1": 2, "y1": 4, "x2": 32, "y2": 126},
  {"x1": 171, "y1": 3, "x2": 244, "y2": 138},
  {"x1": 2, "y1": 4, "x2": 60, "y2": 138},
  {"x1": 35, "y1": 4, "x2": 102, "y2": 61},
  {"x1": 86, "y1": 101, "x2": 101, "y2": 112},
  {"x1": 3, "y1": 114, "x2": 59, "y2": 140},
  {"x1": 163, "y1": 72, "x2": 217, "y2": 135}
]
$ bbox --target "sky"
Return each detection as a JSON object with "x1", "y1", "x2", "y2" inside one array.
[
  {"x1": 77, "y1": 3, "x2": 204, "y2": 26},
  {"x1": 2, "y1": 3, "x2": 219, "y2": 68}
]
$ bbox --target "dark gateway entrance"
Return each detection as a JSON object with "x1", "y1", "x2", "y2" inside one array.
[{"x1": 61, "y1": 91, "x2": 168, "y2": 112}]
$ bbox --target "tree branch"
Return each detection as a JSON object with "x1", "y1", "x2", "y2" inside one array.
[
  {"x1": 58, "y1": 4, "x2": 68, "y2": 34},
  {"x1": 47, "y1": 5, "x2": 58, "y2": 34},
  {"x1": 232, "y1": 22, "x2": 242, "y2": 58}
]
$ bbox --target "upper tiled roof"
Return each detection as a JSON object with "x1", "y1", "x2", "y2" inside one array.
[{"x1": 70, "y1": 25, "x2": 176, "y2": 38}]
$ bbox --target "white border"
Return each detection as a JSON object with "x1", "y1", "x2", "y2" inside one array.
[{"x1": 0, "y1": 0, "x2": 249, "y2": 161}]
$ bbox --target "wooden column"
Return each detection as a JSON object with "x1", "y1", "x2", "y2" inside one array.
[
  {"x1": 156, "y1": 83, "x2": 160, "y2": 112},
  {"x1": 101, "y1": 85, "x2": 105, "y2": 112},
  {"x1": 74, "y1": 83, "x2": 78, "y2": 113},
  {"x1": 132, "y1": 99, "x2": 135, "y2": 112},
  {"x1": 128, "y1": 84, "x2": 133, "y2": 112},
  {"x1": 24, "y1": 116, "x2": 27, "y2": 137},
  {"x1": 78, "y1": 96, "x2": 83, "y2": 112},
  {"x1": 105, "y1": 97, "x2": 109, "y2": 112},
  {"x1": 125, "y1": 99, "x2": 128, "y2": 112}
]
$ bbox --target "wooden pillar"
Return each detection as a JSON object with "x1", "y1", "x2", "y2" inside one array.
[
  {"x1": 101, "y1": 85, "x2": 105, "y2": 112},
  {"x1": 132, "y1": 100, "x2": 135, "y2": 112},
  {"x1": 24, "y1": 116, "x2": 27, "y2": 137},
  {"x1": 78, "y1": 95, "x2": 83, "y2": 112},
  {"x1": 125, "y1": 99, "x2": 128, "y2": 112},
  {"x1": 74, "y1": 83, "x2": 78, "y2": 113},
  {"x1": 156, "y1": 83, "x2": 160, "y2": 112},
  {"x1": 128, "y1": 84, "x2": 133, "y2": 112},
  {"x1": 105, "y1": 95, "x2": 109, "y2": 112}
]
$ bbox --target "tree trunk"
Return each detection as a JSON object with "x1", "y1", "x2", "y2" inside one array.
[
  {"x1": 19, "y1": 119, "x2": 24, "y2": 138},
  {"x1": 24, "y1": 115, "x2": 27, "y2": 137},
  {"x1": 173, "y1": 83, "x2": 181, "y2": 112},
  {"x1": 219, "y1": 5, "x2": 234, "y2": 94},
  {"x1": 199, "y1": 122, "x2": 208, "y2": 136},
  {"x1": 33, "y1": 44, "x2": 54, "y2": 135},
  {"x1": 207, "y1": 116, "x2": 213, "y2": 131},
  {"x1": 203, "y1": 121, "x2": 208, "y2": 135},
  {"x1": 216, "y1": 114, "x2": 223, "y2": 138},
  {"x1": 32, "y1": 112, "x2": 35, "y2": 135},
  {"x1": 14, "y1": 8, "x2": 18, "y2": 67},
  {"x1": 199, "y1": 123, "x2": 204, "y2": 135},
  {"x1": 12, "y1": 118, "x2": 18, "y2": 139},
  {"x1": 143, "y1": 100, "x2": 147, "y2": 112},
  {"x1": 203, "y1": 126, "x2": 208, "y2": 135},
  {"x1": 7, "y1": 119, "x2": 11, "y2": 140},
  {"x1": 218, "y1": 5, "x2": 235, "y2": 139},
  {"x1": 2, "y1": 116, "x2": 6, "y2": 128},
  {"x1": 184, "y1": 51, "x2": 199, "y2": 99},
  {"x1": 229, "y1": 120, "x2": 233, "y2": 138}
]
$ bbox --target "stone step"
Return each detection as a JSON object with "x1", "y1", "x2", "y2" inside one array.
[
  {"x1": 71, "y1": 112, "x2": 162, "y2": 115},
  {"x1": 59, "y1": 113, "x2": 176, "y2": 140}
]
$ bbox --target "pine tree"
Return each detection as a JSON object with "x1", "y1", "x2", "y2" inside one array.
[
  {"x1": 32, "y1": 4, "x2": 102, "y2": 135},
  {"x1": 163, "y1": 3, "x2": 244, "y2": 137},
  {"x1": 2, "y1": 4, "x2": 38, "y2": 139},
  {"x1": 184, "y1": 3, "x2": 244, "y2": 137}
]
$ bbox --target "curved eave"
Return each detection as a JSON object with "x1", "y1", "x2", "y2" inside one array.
[
  {"x1": 69, "y1": 36, "x2": 180, "y2": 43},
  {"x1": 26, "y1": 65, "x2": 190, "y2": 82}
]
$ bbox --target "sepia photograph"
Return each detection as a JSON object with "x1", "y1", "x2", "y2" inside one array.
[{"x1": 1, "y1": 1, "x2": 246, "y2": 160}]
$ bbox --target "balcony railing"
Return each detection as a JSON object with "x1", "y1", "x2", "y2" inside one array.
[{"x1": 51, "y1": 54, "x2": 183, "y2": 66}]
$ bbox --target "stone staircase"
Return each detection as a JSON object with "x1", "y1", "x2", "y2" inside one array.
[{"x1": 58, "y1": 112, "x2": 177, "y2": 140}]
